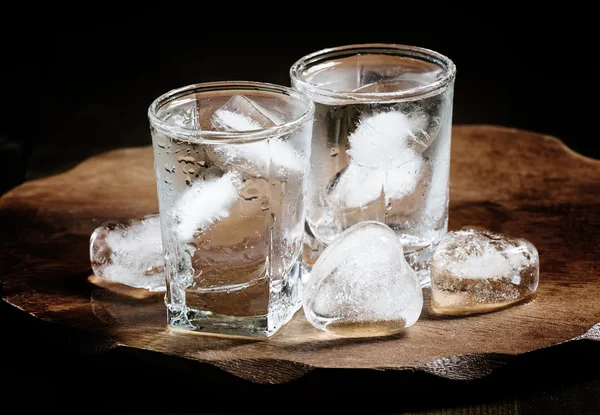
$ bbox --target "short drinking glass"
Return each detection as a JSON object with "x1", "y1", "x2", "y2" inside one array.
[
  {"x1": 290, "y1": 44, "x2": 456, "y2": 285},
  {"x1": 148, "y1": 81, "x2": 314, "y2": 337}
]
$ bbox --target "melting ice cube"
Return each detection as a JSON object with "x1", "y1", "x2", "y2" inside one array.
[
  {"x1": 430, "y1": 227, "x2": 539, "y2": 315},
  {"x1": 303, "y1": 221, "x2": 423, "y2": 337},
  {"x1": 89, "y1": 214, "x2": 165, "y2": 292}
]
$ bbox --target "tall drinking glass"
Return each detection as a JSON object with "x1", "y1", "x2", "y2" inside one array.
[
  {"x1": 148, "y1": 81, "x2": 314, "y2": 337},
  {"x1": 290, "y1": 44, "x2": 456, "y2": 285}
]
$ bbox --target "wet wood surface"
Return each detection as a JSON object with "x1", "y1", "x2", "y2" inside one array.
[{"x1": 0, "y1": 125, "x2": 599, "y2": 387}]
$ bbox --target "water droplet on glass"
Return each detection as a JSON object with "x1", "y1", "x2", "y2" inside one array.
[
  {"x1": 178, "y1": 156, "x2": 196, "y2": 164},
  {"x1": 183, "y1": 165, "x2": 196, "y2": 175},
  {"x1": 261, "y1": 199, "x2": 270, "y2": 211}
]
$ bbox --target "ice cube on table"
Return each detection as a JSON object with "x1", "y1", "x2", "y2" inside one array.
[
  {"x1": 172, "y1": 171, "x2": 241, "y2": 243},
  {"x1": 89, "y1": 214, "x2": 165, "y2": 292},
  {"x1": 430, "y1": 227, "x2": 539, "y2": 315},
  {"x1": 207, "y1": 94, "x2": 303, "y2": 179},
  {"x1": 303, "y1": 221, "x2": 423, "y2": 337}
]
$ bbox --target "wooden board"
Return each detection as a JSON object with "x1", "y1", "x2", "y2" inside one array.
[{"x1": 1, "y1": 125, "x2": 599, "y2": 385}]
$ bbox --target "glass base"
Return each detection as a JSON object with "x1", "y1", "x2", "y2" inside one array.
[
  {"x1": 168, "y1": 305, "x2": 301, "y2": 338},
  {"x1": 302, "y1": 228, "x2": 438, "y2": 288},
  {"x1": 167, "y1": 264, "x2": 302, "y2": 338}
]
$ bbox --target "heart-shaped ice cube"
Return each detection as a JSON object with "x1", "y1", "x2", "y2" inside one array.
[
  {"x1": 430, "y1": 227, "x2": 539, "y2": 315},
  {"x1": 302, "y1": 221, "x2": 423, "y2": 337}
]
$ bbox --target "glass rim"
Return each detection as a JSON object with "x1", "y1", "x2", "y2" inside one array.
[
  {"x1": 289, "y1": 43, "x2": 457, "y2": 103},
  {"x1": 147, "y1": 81, "x2": 315, "y2": 143}
]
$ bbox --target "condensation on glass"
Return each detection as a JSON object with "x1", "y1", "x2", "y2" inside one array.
[
  {"x1": 290, "y1": 44, "x2": 456, "y2": 285},
  {"x1": 148, "y1": 82, "x2": 314, "y2": 337}
]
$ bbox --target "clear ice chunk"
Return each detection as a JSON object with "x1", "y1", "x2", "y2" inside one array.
[
  {"x1": 210, "y1": 94, "x2": 283, "y2": 131},
  {"x1": 172, "y1": 171, "x2": 241, "y2": 243},
  {"x1": 303, "y1": 62, "x2": 362, "y2": 92},
  {"x1": 430, "y1": 227, "x2": 539, "y2": 315},
  {"x1": 353, "y1": 68, "x2": 445, "y2": 93},
  {"x1": 303, "y1": 221, "x2": 423, "y2": 337},
  {"x1": 89, "y1": 214, "x2": 165, "y2": 292},
  {"x1": 161, "y1": 100, "x2": 201, "y2": 129},
  {"x1": 208, "y1": 94, "x2": 303, "y2": 179}
]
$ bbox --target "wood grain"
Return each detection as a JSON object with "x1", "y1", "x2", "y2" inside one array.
[{"x1": 1, "y1": 125, "x2": 598, "y2": 385}]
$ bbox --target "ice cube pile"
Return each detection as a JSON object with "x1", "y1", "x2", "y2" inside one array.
[
  {"x1": 89, "y1": 214, "x2": 165, "y2": 292},
  {"x1": 300, "y1": 222, "x2": 540, "y2": 335}
]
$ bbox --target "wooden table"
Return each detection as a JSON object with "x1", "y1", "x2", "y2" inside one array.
[{"x1": 1, "y1": 125, "x2": 599, "y2": 413}]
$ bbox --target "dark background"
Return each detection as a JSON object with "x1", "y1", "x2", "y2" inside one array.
[
  {"x1": 1, "y1": 19, "x2": 599, "y2": 195},
  {"x1": 1, "y1": 18, "x2": 599, "y2": 413}
]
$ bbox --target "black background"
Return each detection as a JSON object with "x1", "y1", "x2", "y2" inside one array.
[
  {"x1": 1, "y1": 16, "x2": 600, "y2": 413},
  {"x1": 1, "y1": 18, "x2": 599, "y2": 195}
]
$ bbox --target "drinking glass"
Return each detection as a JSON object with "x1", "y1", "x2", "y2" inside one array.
[
  {"x1": 290, "y1": 44, "x2": 456, "y2": 285},
  {"x1": 148, "y1": 81, "x2": 314, "y2": 337}
]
